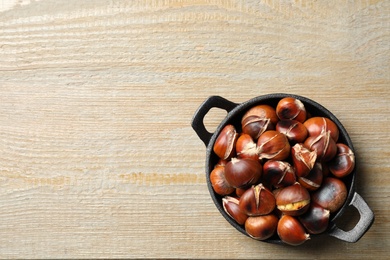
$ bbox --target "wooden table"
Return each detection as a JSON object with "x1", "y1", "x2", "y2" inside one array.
[{"x1": 0, "y1": 0, "x2": 389, "y2": 258}]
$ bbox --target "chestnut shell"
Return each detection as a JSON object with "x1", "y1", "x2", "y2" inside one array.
[{"x1": 193, "y1": 94, "x2": 357, "y2": 244}]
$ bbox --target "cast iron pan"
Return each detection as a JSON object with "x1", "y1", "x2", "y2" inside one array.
[{"x1": 191, "y1": 93, "x2": 374, "y2": 244}]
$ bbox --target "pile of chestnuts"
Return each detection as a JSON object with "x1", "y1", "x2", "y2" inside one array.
[{"x1": 210, "y1": 97, "x2": 355, "y2": 246}]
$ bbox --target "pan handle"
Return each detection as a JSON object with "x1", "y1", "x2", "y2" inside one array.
[
  {"x1": 191, "y1": 96, "x2": 238, "y2": 146},
  {"x1": 328, "y1": 192, "x2": 374, "y2": 243}
]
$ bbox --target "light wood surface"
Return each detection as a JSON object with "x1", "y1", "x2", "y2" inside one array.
[{"x1": 0, "y1": 0, "x2": 389, "y2": 258}]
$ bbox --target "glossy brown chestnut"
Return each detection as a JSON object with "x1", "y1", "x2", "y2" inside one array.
[
  {"x1": 210, "y1": 165, "x2": 235, "y2": 195},
  {"x1": 312, "y1": 177, "x2": 347, "y2": 213},
  {"x1": 241, "y1": 104, "x2": 279, "y2": 127},
  {"x1": 299, "y1": 204, "x2": 330, "y2": 234},
  {"x1": 239, "y1": 183, "x2": 276, "y2": 216},
  {"x1": 245, "y1": 214, "x2": 278, "y2": 240},
  {"x1": 236, "y1": 133, "x2": 258, "y2": 161},
  {"x1": 304, "y1": 117, "x2": 339, "y2": 142},
  {"x1": 241, "y1": 115, "x2": 273, "y2": 141},
  {"x1": 304, "y1": 130, "x2": 337, "y2": 162},
  {"x1": 213, "y1": 124, "x2": 238, "y2": 160},
  {"x1": 276, "y1": 97, "x2": 307, "y2": 123},
  {"x1": 222, "y1": 196, "x2": 248, "y2": 225},
  {"x1": 298, "y1": 162, "x2": 323, "y2": 191},
  {"x1": 263, "y1": 160, "x2": 296, "y2": 188},
  {"x1": 275, "y1": 182, "x2": 310, "y2": 216},
  {"x1": 224, "y1": 158, "x2": 262, "y2": 188},
  {"x1": 328, "y1": 143, "x2": 355, "y2": 178},
  {"x1": 276, "y1": 119, "x2": 308, "y2": 143},
  {"x1": 257, "y1": 130, "x2": 290, "y2": 161},
  {"x1": 277, "y1": 215, "x2": 310, "y2": 246},
  {"x1": 291, "y1": 143, "x2": 317, "y2": 177}
]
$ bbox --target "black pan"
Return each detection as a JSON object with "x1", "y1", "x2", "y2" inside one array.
[{"x1": 192, "y1": 94, "x2": 374, "y2": 244}]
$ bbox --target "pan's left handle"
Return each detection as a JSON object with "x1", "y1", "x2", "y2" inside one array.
[{"x1": 191, "y1": 96, "x2": 238, "y2": 146}]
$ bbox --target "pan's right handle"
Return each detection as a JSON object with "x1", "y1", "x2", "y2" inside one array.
[
  {"x1": 328, "y1": 192, "x2": 375, "y2": 243},
  {"x1": 191, "y1": 96, "x2": 238, "y2": 146}
]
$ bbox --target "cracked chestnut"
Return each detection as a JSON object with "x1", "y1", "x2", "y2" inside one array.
[
  {"x1": 275, "y1": 182, "x2": 310, "y2": 216},
  {"x1": 213, "y1": 124, "x2": 238, "y2": 160},
  {"x1": 257, "y1": 130, "x2": 290, "y2": 161},
  {"x1": 328, "y1": 143, "x2": 355, "y2": 178},
  {"x1": 222, "y1": 196, "x2": 248, "y2": 225},
  {"x1": 276, "y1": 97, "x2": 307, "y2": 123},
  {"x1": 291, "y1": 143, "x2": 317, "y2": 177},
  {"x1": 224, "y1": 158, "x2": 262, "y2": 188},
  {"x1": 239, "y1": 183, "x2": 276, "y2": 216}
]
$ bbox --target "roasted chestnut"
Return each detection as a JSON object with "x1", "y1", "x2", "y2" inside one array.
[
  {"x1": 299, "y1": 203, "x2": 330, "y2": 234},
  {"x1": 275, "y1": 182, "x2": 310, "y2": 216},
  {"x1": 276, "y1": 119, "x2": 308, "y2": 143},
  {"x1": 304, "y1": 130, "x2": 337, "y2": 162},
  {"x1": 210, "y1": 165, "x2": 235, "y2": 195},
  {"x1": 224, "y1": 158, "x2": 262, "y2": 188},
  {"x1": 312, "y1": 177, "x2": 347, "y2": 213},
  {"x1": 277, "y1": 215, "x2": 310, "y2": 246},
  {"x1": 245, "y1": 214, "x2": 278, "y2": 240},
  {"x1": 239, "y1": 183, "x2": 276, "y2": 216},
  {"x1": 328, "y1": 143, "x2": 355, "y2": 178},
  {"x1": 213, "y1": 124, "x2": 238, "y2": 160},
  {"x1": 276, "y1": 97, "x2": 307, "y2": 123},
  {"x1": 291, "y1": 143, "x2": 317, "y2": 177},
  {"x1": 241, "y1": 115, "x2": 273, "y2": 141},
  {"x1": 235, "y1": 133, "x2": 258, "y2": 161},
  {"x1": 257, "y1": 130, "x2": 290, "y2": 161},
  {"x1": 298, "y1": 162, "x2": 323, "y2": 191},
  {"x1": 241, "y1": 104, "x2": 279, "y2": 127},
  {"x1": 304, "y1": 117, "x2": 339, "y2": 142},
  {"x1": 222, "y1": 196, "x2": 248, "y2": 225},
  {"x1": 263, "y1": 160, "x2": 296, "y2": 188}
]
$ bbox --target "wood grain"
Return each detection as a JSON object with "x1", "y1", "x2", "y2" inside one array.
[{"x1": 0, "y1": 0, "x2": 389, "y2": 258}]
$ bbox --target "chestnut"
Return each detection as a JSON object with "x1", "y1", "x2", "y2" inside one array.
[
  {"x1": 235, "y1": 134, "x2": 258, "y2": 161},
  {"x1": 222, "y1": 196, "x2": 248, "y2": 225},
  {"x1": 312, "y1": 177, "x2": 347, "y2": 213},
  {"x1": 304, "y1": 117, "x2": 339, "y2": 142},
  {"x1": 328, "y1": 143, "x2": 355, "y2": 178},
  {"x1": 245, "y1": 214, "x2": 278, "y2": 240},
  {"x1": 291, "y1": 143, "x2": 317, "y2": 177},
  {"x1": 277, "y1": 215, "x2": 310, "y2": 246},
  {"x1": 275, "y1": 182, "x2": 310, "y2": 216},
  {"x1": 263, "y1": 160, "x2": 296, "y2": 188},
  {"x1": 299, "y1": 204, "x2": 330, "y2": 234},
  {"x1": 224, "y1": 158, "x2": 262, "y2": 188},
  {"x1": 239, "y1": 183, "x2": 276, "y2": 216},
  {"x1": 210, "y1": 165, "x2": 235, "y2": 195},
  {"x1": 276, "y1": 119, "x2": 308, "y2": 143},
  {"x1": 276, "y1": 97, "x2": 307, "y2": 123},
  {"x1": 257, "y1": 130, "x2": 290, "y2": 161},
  {"x1": 298, "y1": 162, "x2": 323, "y2": 191},
  {"x1": 241, "y1": 104, "x2": 279, "y2": 127},
  {"x1": 304, "y1": 130, "x2": 337, "y2": 162},
  {"x1": 241, "y1": 115, "x2": 272, "y2": 141},
  {"x1": 213, "y1": 124, "x2": 238, "y2": 160}
]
